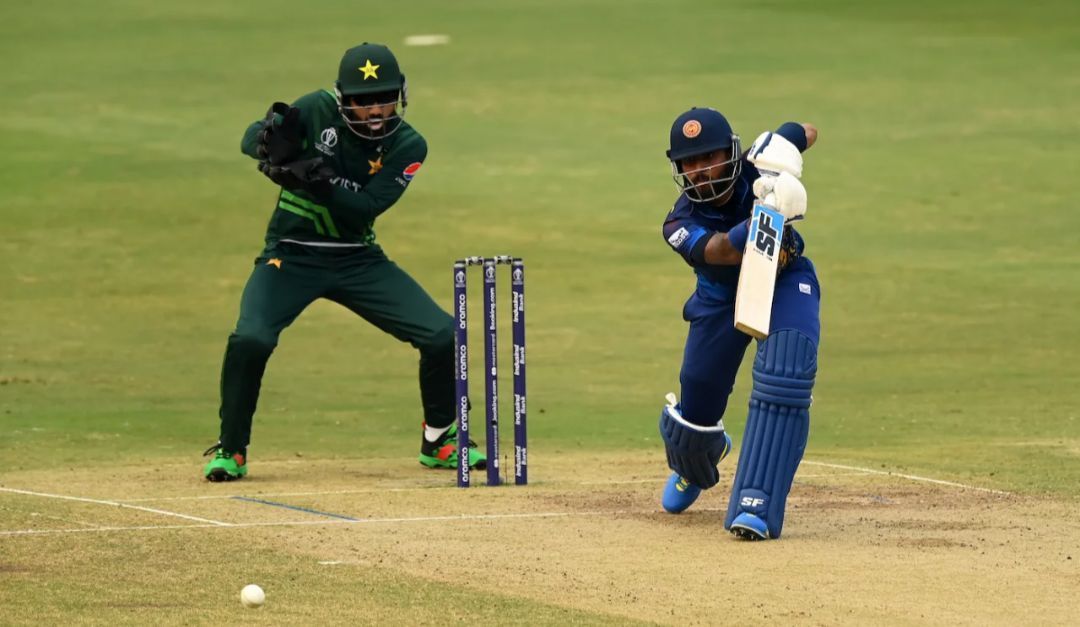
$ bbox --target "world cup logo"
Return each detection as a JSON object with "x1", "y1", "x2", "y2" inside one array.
[{"x1": 320, "y1": 127, "x2": 338, "y2": 147}]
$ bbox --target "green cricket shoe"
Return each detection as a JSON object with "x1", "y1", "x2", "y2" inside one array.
[
  {"x1": 418, "y1": 423, "x2": 487, "y2": 470},
  {"x1": 202, "y1": 443, "x2": 248, "y2": 482}
]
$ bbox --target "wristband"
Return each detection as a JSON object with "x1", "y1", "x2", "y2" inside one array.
[{"x1": 727, "y1": 219, "x2": 750, "y2": 252}]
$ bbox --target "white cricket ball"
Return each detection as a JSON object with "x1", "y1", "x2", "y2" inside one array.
[{"x1": 240, "y1": 584, "x2": 265, "y2": 608}]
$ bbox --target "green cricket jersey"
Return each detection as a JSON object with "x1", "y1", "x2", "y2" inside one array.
[{"x1": 240, "y1": 89, "x2": 428, "y2": 246}]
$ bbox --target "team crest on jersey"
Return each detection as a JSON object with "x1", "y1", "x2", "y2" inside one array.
[
  {"x1": 682, "y1": 120, "x2": 701, "y2": 138},
  {"x1": 402, "y1": 162, "x2": 422, "y2": 181},
  {"x1": 316, "y1": 127, "x2": 338, "y2": 156}
]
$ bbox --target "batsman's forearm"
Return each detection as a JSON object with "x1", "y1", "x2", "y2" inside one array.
[
  {"x1": 702, "y1": 232, "x2": 743, "y2": 266},
  {"x1": 240, "y1": 121, "x2": 263, "y2": 159}
]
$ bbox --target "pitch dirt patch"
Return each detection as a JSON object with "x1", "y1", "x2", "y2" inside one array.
[{"x1": 1, "y1": 453, "x2": 1078, "y2": 625}]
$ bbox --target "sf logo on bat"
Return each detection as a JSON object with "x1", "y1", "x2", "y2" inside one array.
[{"x1": 749, "y1": 204, "x2": 783, "y2": 261}]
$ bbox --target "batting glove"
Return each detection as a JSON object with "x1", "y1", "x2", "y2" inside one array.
[{"x1": 752, "y1": 171, "x2": 807, "y2": 222}]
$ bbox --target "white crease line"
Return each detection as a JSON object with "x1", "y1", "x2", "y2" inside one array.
[
  {"x1": 117, "y1": 478, "x2": 701, "y2": 501},
  {"x1": 577, "y1": 479, "x2": 663, "y2": 485},
  {"x1": 0, "y1": 460, "x2": 1015, "y2": 540},
  {"x1": 0, "y1": 487, "x2": 232, "y2": 526},
  {"x1": 118, "y1": 482, "x2": 658, "y2": 502},
  {"x1": 1, "y1": 522, "x2": 215, "y2": 537},
  {"x1": 0, "y1": 508, "x2": 692, "y2": 537},
  {"x1": 116, "y1": 487, "x2": 452, "y2": 502},
  {"x1": 111, "y1": 464, "x2": 989, "y2": 502},
  {"x1": 794, "y1": 472, "x2": 874, "y2": 478},
  {"x1": 42, "y1": 461, "x2": 1007, "y2": 505},
  {"x1": 801, "y1": 461, "x2": 1009, "y2": 495}
]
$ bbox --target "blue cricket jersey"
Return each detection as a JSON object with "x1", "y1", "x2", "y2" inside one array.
[{"x1": 662, "y1": 122, "x2": 809, "y2": 299}]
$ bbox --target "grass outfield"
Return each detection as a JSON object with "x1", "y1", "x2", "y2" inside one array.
[{"x1": 2, "y1": 0, "x2": 1079, "y2": 623}]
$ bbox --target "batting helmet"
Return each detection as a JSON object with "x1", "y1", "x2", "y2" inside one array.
[{"x1": 667, "y1": 107, "x2": 742, "y2": 202}]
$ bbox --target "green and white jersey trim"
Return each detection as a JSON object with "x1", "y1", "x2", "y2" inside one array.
[
  {"x1": 279, "y1": 238, "x2": 370, "y2": 248},
  {"x1": 277, "y1": 190, "x2": 339, "y2": 237}
]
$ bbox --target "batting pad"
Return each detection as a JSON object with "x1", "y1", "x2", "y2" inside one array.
[{"x1": 724, "y1": 328, "x2": 817, "y2": 539}]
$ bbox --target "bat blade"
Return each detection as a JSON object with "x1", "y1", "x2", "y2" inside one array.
[{"x1": 734, "y1": 203, "x2": 786, "y2": 340}]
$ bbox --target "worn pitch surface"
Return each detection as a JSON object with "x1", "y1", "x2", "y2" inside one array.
[{"x1": 2, "y1": 454, "x2": 1076, "y2": 625}]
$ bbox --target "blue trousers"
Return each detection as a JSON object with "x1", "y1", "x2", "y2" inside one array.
[{"x1": 679, "y1": 257, "x2": 821, "y2": 427}]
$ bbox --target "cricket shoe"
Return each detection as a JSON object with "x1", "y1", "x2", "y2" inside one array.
[
  {"x1": 729, "y1": 512, "x2": 770, "y2": 541},
  {"x1": 418, "y1": 423, "x2": 487, "y2": 470},
  {"x1": 202, "y1": 443, "x2": 248, "y2": 482},
  {"x1": 660, "y1": 430, "x2": 732, "y2": 514},
  {"x1": 662, "y1": 473, "x2": 702, "y2": 514},
  {"x1": 660, "y1": 390, "x2": 733, "y2": 514}
]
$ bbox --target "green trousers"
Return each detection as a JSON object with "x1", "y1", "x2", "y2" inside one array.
[{"x1": 217, "y1": 242, "x2": 454, "y2": 452}]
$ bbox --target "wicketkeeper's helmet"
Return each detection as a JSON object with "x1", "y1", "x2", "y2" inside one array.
[{"x1": 335, "y1": 43, "x2": 408, "y2": 140}]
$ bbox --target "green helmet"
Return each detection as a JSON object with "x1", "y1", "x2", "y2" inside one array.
[{"x1": 334, "y1": 43, "x2": 408, "y2": 139}]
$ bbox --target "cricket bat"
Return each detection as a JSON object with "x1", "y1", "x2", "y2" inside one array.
[{"x1": 734, "y1": 202, "x2": 785, "y2": 340}]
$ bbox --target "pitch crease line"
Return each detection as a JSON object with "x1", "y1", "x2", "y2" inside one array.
[
  {"x1": 114, "y1": 462, "x2": 995, "y2": 502},
  {"x1": 0, "y1": 508, "x2": 700, "y2": 537},
  {"x1": 0, "y1": 486, "x2": 232, "y2": 526},
  {"x1": 801, "y1": 461, "x2": 1009, "y2": 494}
]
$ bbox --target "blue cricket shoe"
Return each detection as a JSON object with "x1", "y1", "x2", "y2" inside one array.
[
  {"x1": 661, "y1": 430, "x2": 733, "y2": 514},
  {"x1": 730, "y1": 512, "x2": 770, "y2": 540},
  {"x1": 662, "y1": 473, "x2": 702, "y2": 513}
]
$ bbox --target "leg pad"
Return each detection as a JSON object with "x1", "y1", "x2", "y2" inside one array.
[{"x1": 724, "y1": 329, "x2": 817, "y2": 539}]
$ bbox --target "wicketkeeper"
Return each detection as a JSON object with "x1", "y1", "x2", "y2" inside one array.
[
  {"x1": 203, "y1": 42, "x2": 486, "y2": 481},
  {"x1": 657, "y1": 107, "x2": 821, "y2": 540}
]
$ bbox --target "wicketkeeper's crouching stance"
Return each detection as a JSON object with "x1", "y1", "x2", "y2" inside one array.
[
  {"x1": 656, "y1": 107, "x2": 821, "y2": 540},
  {"x1": 202, "y1": 42, "x2": 486, "y2": 481}
]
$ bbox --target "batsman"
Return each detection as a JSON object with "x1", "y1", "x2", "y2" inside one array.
[
  {"x1": 657, "y1": 107, "x2": 820, "y2": 540},
  {"x1": 202, "y1": 42, "x2": 485, "y2": 481}
]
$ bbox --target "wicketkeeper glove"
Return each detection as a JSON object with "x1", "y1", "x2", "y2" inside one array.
[
  {"x1": 659, "y1": 405, "x2": 729, "y2": 490},
  {"x1": 257, "y1": 157, "x2": 334, "y2": 191},
  {"x1": 256, "y1": 102, "x2": 304, "y2": 165}
]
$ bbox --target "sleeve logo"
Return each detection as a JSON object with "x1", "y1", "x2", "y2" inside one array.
[
  {"x1": 667, "y1": 227, "x2": 690, "y2": 248},
  {"x1": 403, "y1": 162, "x2": 422, "y2": 181},
  {"x1": 320, "y1": 128, "x2": 338, "y2": 148},
  {"x1": 316, "y1": 127, "x2": 338, "y2": 155}
]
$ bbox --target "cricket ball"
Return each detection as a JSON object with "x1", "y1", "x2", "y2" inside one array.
[{"x1": 240, "y1": 584, "x2": 265, "y2": 608}]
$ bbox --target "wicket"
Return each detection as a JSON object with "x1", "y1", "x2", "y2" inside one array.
[{"x1": 453, "y1": 256, "x2": 527, "y2": 487}]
